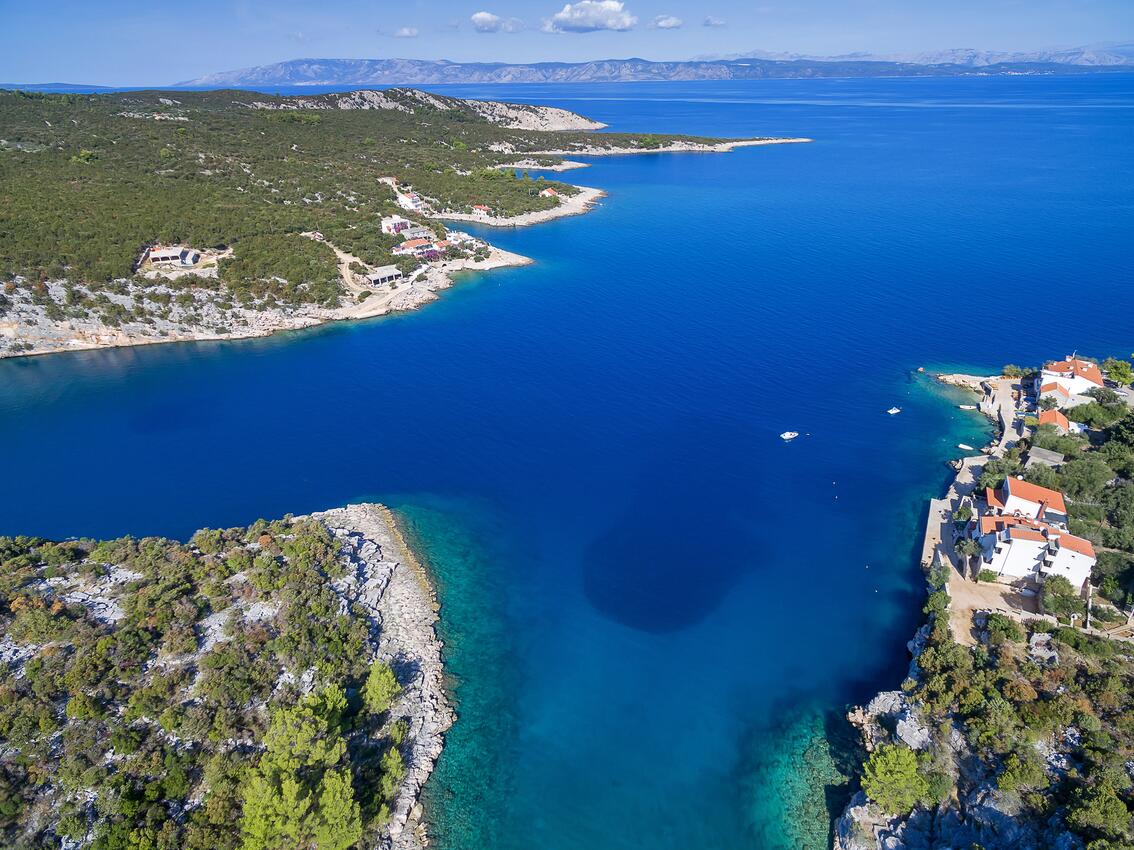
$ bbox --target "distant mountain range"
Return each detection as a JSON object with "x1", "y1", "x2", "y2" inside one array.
[
  {"x1": 178, "y1": 45, "x2": 1134, "y2": 88},
  {"x1": 701, "y1": 43, "x2": 1134, "y2": 67}
]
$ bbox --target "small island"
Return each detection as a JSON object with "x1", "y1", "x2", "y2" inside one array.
[
  {"x1": 0, "y1": 87, "x2": 808, "y2": 359},
  {"x1": 837, "y1": 355, "x2": 1134, "y2": 850},
  {"x1": 0, "y1": 503, "x2": 451, "y2": 850}
]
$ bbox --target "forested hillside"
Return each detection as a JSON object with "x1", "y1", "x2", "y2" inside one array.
[
  {"x1": 0, "y1": 88, "x2": 717, "y2": 291},
  {"x1": 0, "y1": 87, "x2": 734, "y2": 355}
]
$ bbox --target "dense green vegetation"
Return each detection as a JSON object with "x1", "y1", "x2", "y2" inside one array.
[
  {"x1": 218, "y1": 234, "x2": 341, "y2": 307},
  {"x1": 856, "y1": 564, "x2": 1134, "y2": 847},
  {"x1": 861, "y1": 744, "x2": 929, "y2": 814},
  {"x1": 1024, "y1": 416, "x2": 1134, "y2": 601},
  {"x1": 0, "y1": 87, "x2": 714, "y2": 310},
  {"x1": 0, "y1": 517, "x2": 407, "y2": 849}
]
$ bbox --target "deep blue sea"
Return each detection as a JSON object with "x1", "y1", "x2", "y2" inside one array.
[{"x1": 3, "y1": 75, "x2": 1133, "y2": 849}]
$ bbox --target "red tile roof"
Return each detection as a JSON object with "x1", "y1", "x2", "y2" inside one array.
[
  {"x1": 1044, "y1": 358, "x2": 1104, "y2": 387},
  {"x1": 1038, "y1": 409, "x2": 1070, "y2": 431},
  {"x1": 1005, "y1": 477, "x2": 1068, "y2": 515},
  {"x1": 979, "y1": 514, "x2": 1049, "y2": 535},
  {"x1": 979, "y1": 514, "x2": 1004, "y2": 535},
  {"x1": 986, "y1": 487, "x2": 1006, "y2": 510},
  {"x1": 401, "y1": 238, "x2": 431, "y2": 249},
  {"x1": 1058, "y1": 534, "x2": 1096, "y2": 558},
  {"x1": 1040, "y1": 382, "x2": 1070, "y2": 397},
  {"x1": 1008, "y1": 527, "x2": 1047, "y2": 543}
]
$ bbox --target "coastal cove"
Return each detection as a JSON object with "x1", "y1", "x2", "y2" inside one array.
[{"x1": 2, "y1": 75, "x2": 1134, "y2": 850}]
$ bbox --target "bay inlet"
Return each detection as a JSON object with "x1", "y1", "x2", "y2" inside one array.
[{"x1": 2, "y1": 75, "x2": 1132, "y2": 848}]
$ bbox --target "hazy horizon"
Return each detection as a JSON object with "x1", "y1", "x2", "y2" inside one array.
[{"x1": 3, "y1": 0, "x2": 1133, "y2": 86}]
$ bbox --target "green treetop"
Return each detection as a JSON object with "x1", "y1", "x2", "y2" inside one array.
[
  {"x1": 1103, "y1": 357, "x2": 1134, "y2": 388},
  {"x1": 861, "y1": 744, "x2": 929, "y2": 815},
  {"x1": 363, "y1": 660, "x2": 401, "y2": 716},
  {"x1": 240, "y1": 684, "x2": 362, "y2": 850}
]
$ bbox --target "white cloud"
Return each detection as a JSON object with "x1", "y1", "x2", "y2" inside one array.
[
  {"x1": 394, "y1": 27, "x2": 419, "y2": 38},
  {"x1": 651, "y1": 15, "x2": 682, "y2": 29},
  {"x1": 471, "y1": 11, "x2": 524, "y2": 33},
  {"x1": 703, "y1": 15, "x2": 726, "y2": 27},
  {"x1": 543, "y1": 1, "x2": 637, "y2": 33}
]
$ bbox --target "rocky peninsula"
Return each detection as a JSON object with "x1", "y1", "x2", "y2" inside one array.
[
  {"x1": 0, "y1": 501, "x2": 453, "y2": 850},
  {"x1": 312, "y1": 504, "x2": 455, "y2": 850}
]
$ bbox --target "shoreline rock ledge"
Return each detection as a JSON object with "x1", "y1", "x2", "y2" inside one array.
[{"x1": 309, "y1": 503, "x2": 455, "y2": 850}]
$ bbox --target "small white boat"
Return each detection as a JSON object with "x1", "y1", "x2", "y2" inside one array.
[
  {"x1": 887, "y1": 407, "x2": 902, "y2": 415},
  {"x1": 780, "y1": 431, "x2": 799, "y2": 441},
  {"x1": 958, "y1": 404, "x2": 977, "y2": 410},
  {"x1": 958, "y1": 443, "x2": 975, "y2": 451}
]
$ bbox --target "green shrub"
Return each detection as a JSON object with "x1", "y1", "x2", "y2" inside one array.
[
  {"x1": 363, "y1": 661, "x2": 401, "y2": 717},
  {"x1": 986, "y1": 613, "x2": 1024, "y2": 644},
  {"x1": 861, "y1": 745, "x2": 929, "y2": 814},
  {"x1": 1053, "y1": 627, "x2": 1115, "y2": 659}
]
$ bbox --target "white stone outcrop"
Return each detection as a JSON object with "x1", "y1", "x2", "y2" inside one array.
[{"x1": 311, "y1": 504, "x2": 454, "y2": 850}]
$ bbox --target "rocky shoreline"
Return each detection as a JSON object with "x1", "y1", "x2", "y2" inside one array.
[
  {"x1": 3, "y1": 131, "x2": 809, "y2": 361},
  {"x1": 437, "y1": 186, "x2": 607, "y2": 228},
  {"x1": 0, "y1": 245, "x2": 531, "y2": 361},
  {"x1": 527, "y1": 137, "x2": 814, "y2": 157},
  {"x1": 311, "y1": 503, "x2": 455, "y2": 850},
  {"x1": 833, "y1": 373, "x2": 1001, "y2": 850}
]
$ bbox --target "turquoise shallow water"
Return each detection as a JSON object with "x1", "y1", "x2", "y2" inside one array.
[{"x1": 2, "y1": 75, "x2": 1133, "y2": 847}]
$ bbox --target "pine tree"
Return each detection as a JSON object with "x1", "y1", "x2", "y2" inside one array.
[
  {"x1": 313, "y1": 767, "x2": 363, "y2": 850},
  {"x1": 239, "y1": 684, "x2": 361, "y2": 850},
  {"x1": 363, "y1": 661, "x2": 401, "y2": 716}
]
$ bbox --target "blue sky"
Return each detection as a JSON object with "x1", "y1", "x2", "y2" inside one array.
[{"x1": 2, "y1": 0, "x2": 1132, "y2": 85}]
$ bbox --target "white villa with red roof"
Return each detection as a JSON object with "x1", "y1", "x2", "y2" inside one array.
[
  {"x1": 971, "y1": 499, "x2": 1096, "y2": 591},
  {"x1": 1037, "y1": 356, "x2": 1104, "y2": 407},
  {"x1": 1036, "y1": 408, "x2": 1086, "y2": 436},
  {"x1": 985, "y1": 477, "x2": 1069, "y2": 526}
]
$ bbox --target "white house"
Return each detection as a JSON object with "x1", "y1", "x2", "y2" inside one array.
[
  {"x1": 399, "y1": 225, "x2": 435, "y2": 241},
  {"x1": 539, "y1": 187, "x2": 559, "y2": 198},
  {"x1": 985, "y1": 477, "x2": 1068, "y2": 526},
  {"x1": 446, "y1": 230, "x2": 479, "y2": 246},
  {"x1": 1037, "y1": 408, "x2": 1072, "y2": 435},
  {"x1": 365, "y1": 265, "x2": 403, "y2": 287},
  {"x1": 1039, "y1": 381, "x2": 1094, "y2": 410},
  {"x1": 147, "y1": 246, "x2": 200, "y2": 266},
  {"x1": 1035, "y1": 408, "x2": 1086, "y2": 436},
  {"x1": 973, "y1": 514, "x2": 1096, "y2": 591},
  {"x1": 380, "y1": 215, "x2": 413, "y2": 235},
  {"x1": 1039, "y1": 357, "x2": 1104, "y2": 399},
  {"x1": 397, "y1": 192, "x2": 427, "y2": 212},
  {"x1": 983, "y1": 523, "x2": 1051, "y2": 582},
  {"x1": 392, "y1": 238, "x2": 436, "y2": 258},
  {"x1": 1040, "y1": 533, "x2": 1096, "y2": 591}
]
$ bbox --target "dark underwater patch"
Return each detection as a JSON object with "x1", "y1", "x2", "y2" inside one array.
[{"x1": 583, "y1": 504, "x2": 756, "y2": 633}]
